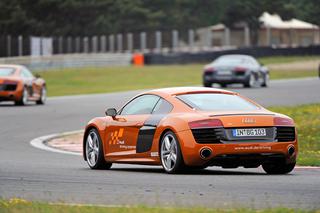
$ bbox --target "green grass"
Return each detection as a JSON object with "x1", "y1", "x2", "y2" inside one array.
[
  {"x1": 269, "y1": 104, "x2": 320, "y2": 166},
  {"x1": 39, "y1": 63, "x2": 317, "y2": 97},
  {"x1": 258, "y1": 55, "x2": 319, "y2": 65},
  {"x1": 39, "y1": 65, "x2": 203, "y2": 96},
  {"x1": 0, "y1": 199, "x2": 318, "y2": 213},
  {"x1": 37, "y1": 55, "x2": 319, "y2": 97}
]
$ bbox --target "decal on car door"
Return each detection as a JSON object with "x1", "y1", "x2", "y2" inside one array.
[
  {"x1": 109, "y1": 128, "x2": 124, "y2": 145},
  {"x1": 136, "y1": 114, "x2": 165, "y2": 153}
]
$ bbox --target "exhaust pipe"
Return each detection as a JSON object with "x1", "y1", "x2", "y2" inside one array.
[
  {"x1": 200, "y1": 148, "x2": 212, "y2": 159},
  {"x1": 288, "y1": 146, "x2": 295, "y2": 157}
]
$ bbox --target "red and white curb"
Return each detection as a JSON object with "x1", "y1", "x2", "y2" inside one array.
[
  {"x1": 30, "y1": 130, "x2": 82, "y2": 156},
  {"x1": 30, "y1": 130, "x2": 320, "y2": 170}
]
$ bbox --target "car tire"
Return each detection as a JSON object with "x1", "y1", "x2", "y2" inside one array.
[
  {"x1": 85, "y1": 128, "x2": 112, "y2": 170},
  {"x1": 203, "y1": 82, "x2": 211, "y2": 87},
  {"x1": 261, "y1": 73, "x2": 269, "y2": 87},
  {"x1": 262, "y1": 161, "x2": 295, "y2": 174},
  {"x1": 36, "y1": 86, "x2": 47, "y2": 105},
  {"x1": 160, "y1": 131, "x2": 184, "y2": 174},
  {"x1": 244, "y1": 73, "x2": 256, "y2": 88},
  {"x1": 15, "y1": 87, "x2": 28, "y2": 106}
]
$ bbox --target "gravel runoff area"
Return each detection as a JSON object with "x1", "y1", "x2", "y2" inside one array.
[
  {"x1": 47, "y1": 132, "x2": 83, "y2": 153},
  {"x1": 268, "y1": 59, "x2": 320, "y2": 71}
]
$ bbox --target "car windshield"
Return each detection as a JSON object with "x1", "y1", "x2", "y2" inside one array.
[
  {"x1": 177, "y1": 93, "x2": 260, "y2": 111},
  {"x1": 213, "y1": 56, "x2": 248, "y2": 66},
  {"x1": 0, "y1": 67, "x2": 15, "y2": 76}
]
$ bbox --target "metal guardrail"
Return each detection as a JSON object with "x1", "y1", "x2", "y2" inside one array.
[{"x1": 0, "y1": 53, "x2": 133, "y2": 70}]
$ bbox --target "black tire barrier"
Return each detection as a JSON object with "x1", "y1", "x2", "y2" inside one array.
[{"x1": 144, "y1": 45, "x2": 320, "y2": 65}]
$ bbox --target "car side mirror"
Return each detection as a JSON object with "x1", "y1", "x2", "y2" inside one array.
[
  {"x1": 35, "y1": 73, "x2": 41, "y2": 78},
  {"x1": 105, "y1": 108, "x2": 117, "y2": 117}
]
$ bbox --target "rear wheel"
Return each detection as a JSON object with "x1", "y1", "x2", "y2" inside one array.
[
  {"x1": 262, "y1": 161, "x2": 295, "y2": 174},
  {"x1": 244, "y1": 73, "x2": 255, "y2": 88},
  {"x1": 36, "y1": 86, "x2": 47, "y2": 105},
  {"x1": 160, "y1": 131, "x2": 184, "y2": 174},
  {"x1": 85, "y1": 129, "x2": 112, "y2": 170},
  {"x1": 15, "y1": 87, "x2": 28, "y2": 105},
  {"x1": 203, "y1": 81, "x2": 211, "y2": 87}
]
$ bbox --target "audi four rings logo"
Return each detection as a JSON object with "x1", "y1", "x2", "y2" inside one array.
[{"x1": 242, "y1": 118, "x2": 256, "y2": 124}]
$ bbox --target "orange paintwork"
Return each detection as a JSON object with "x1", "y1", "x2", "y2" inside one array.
[
  {"x1": 84, "y1": 87, "x2": 298, "y2": 167},
  {"x1": 0, "y1": 64, "x2": 46, "y2": 103}
]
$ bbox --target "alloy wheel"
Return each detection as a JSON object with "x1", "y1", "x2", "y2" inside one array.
[
  {"x1": 161, "y1": 134, "x2": 178, "y2": 172},
  {"x1": 22, "y1": 88, "x2": 28, "y2": 105},
  {"x1": 86, "y1": 131, "x2": 100, "y2": 167},
  {"x1": 41, "y1": 87, "x2": 47, "y2": 103},
  {"x1": 249, "y1": 73, "x2": 255, "y2": 87}
]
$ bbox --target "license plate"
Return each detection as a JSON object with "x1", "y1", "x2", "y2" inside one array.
[
  {"x1": 232, "y1": 128, "x2": 266, "y2": 137},
  {"x1": 217, "y1": 70, "x2": 232, "y2": 75}
]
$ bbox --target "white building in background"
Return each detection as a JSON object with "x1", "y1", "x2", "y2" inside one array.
[{"x1": 196, "y1": 12, "x2": 320, "y2": 48}]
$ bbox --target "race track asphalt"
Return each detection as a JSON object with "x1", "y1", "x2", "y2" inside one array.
[{"x1": 0, "y1": 78, "x2": 319, "y2": 209}]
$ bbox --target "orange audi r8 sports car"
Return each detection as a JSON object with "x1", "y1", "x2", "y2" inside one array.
[
  {"x1": 0, "y1": 64, "x2": 46, "y2": 105},
  {"x1": 83, "y1": 87, "x2": 297, "y2": 174}
]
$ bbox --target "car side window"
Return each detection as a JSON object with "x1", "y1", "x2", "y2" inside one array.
[
  {"x1": 250, "y1": 58, "x2": 259, "y2": 67},
  {"x1": 120, "y1": 95, "x2": 160, "y2": 115},
  {"x1": 152, "y1": 98, "x2": 173, "y2": 114},
  {"x1": 21, "y1": 68, "x2": 34, "y2": 78}
]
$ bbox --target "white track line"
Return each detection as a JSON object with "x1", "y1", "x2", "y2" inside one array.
[{"x1": 30, "y1": 130, "x2": 82, "y2": 156}]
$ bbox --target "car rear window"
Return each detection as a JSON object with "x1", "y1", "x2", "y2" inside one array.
[
  {"x1": 214, "y1": 56, "x2": 247, "y2": 66},
  {"x1": 177, "y1": 93, "x2": 260, "y2": 111},
  {"x1": 0, "y1": 68, "x2": 15, "y2": 76}
]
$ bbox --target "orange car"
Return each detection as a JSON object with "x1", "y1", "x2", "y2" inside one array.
[
  {"x1": 0, "y1": 64, "x2": 46, "y2": 105},
  {"x1": 83, "y1": 87, "x2": 297, "y2": 174}
]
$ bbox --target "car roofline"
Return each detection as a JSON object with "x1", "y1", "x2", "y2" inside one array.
[{"x1": 146, "y1": 87, "x2": 237, "y2": 96}]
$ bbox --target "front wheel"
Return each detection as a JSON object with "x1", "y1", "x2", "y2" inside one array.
[
  {"x1": 244, "y1": 73, "x2": 255, "y2": 88},
  {"x1": 85, "y1": 129, "x2": 112, "y2": 170},
  {"x1": 262, "y1": 161, "x2": 295, "y2": 174},
  {"x1": 261, "y1": 73, "x2": 269, "y2": 87},
  {"x1": 203, "y1": 81, "x2": 211, "y2": 87},
  {"x1": 160, "y1": 131, "x2": 184, "y2": 174}
]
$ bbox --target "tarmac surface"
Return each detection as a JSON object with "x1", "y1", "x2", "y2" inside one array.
[{"x1": 0, "y1": 78, "x2": 320, "y2": 209}]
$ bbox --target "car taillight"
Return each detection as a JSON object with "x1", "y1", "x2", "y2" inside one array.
[
  {"x1": 274, "y1": 117, "x2": 294, "y2": 126},
  {"x1": 234, "y1": 66, "x2": 247, "y2": 72},
  {"x1": 204, "y1": 67, "x2": 215, "y2": 73},
  {"x1": 189, "y1": 119, "x2": 223, "y2": 129}
]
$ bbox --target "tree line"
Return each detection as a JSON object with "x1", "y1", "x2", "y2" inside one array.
[{"x1": 0, "y1": 0, "x2": 319, "y2": 37}]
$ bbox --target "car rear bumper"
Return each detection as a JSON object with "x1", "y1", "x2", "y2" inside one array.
[
  {"x1": 176, "y1": 130, "x2": 298, "y2": 167},
  {"x1": 0, "y1": 88, "x2": 23, "y2": 102},
  {"x1": 203, "y1": 73, "x2": 249, "y2": 84}
]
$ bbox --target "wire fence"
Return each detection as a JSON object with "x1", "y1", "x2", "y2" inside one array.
[{"x1": 1, "y1": 27, "x2": 319, "y2": 58}]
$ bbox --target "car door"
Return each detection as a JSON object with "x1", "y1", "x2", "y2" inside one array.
[
  {"x1": 104, "y1": 95, "x2": 160, "y2": 158},
  {"x1": 21, "y1": 68, "x2": 41, "y2": 98}
]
